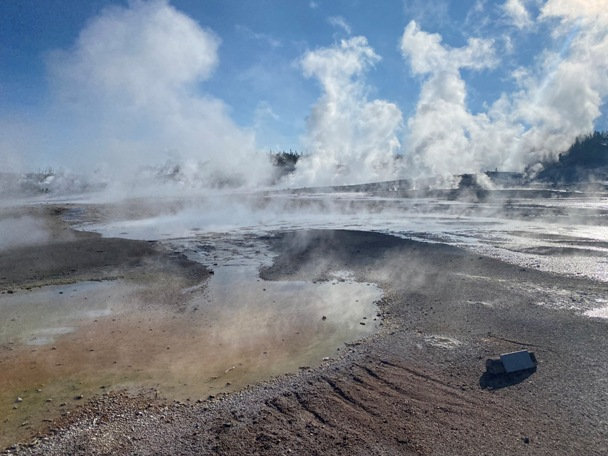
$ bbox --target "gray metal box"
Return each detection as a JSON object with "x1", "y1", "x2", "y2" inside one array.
[{"x1": 500, "y1": 350, "x2": 536, "y2": 373}]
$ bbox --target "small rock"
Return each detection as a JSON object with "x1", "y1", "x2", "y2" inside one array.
[
  {"x1": 74, "y1": 395, "x2": 83, "y2": 400},
  {"x1": 321, "y1": 315, "x2": 327, "y2": 320},
  {"x1": 523, "y1": 437, "x2": 530, "y2": 444},
  {"x1": 15, "y1": 397, "x2": 23, "y2": 403}
]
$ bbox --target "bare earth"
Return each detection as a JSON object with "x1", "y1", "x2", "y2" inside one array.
[{"x1": 1, "y1": 211, "x2": 607, "y2": 455}]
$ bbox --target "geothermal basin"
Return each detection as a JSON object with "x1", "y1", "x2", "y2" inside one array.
[
  {"x1": 0, "y1": 206, "x2": 384, "y2": 447},
  {"x1": 1, "y1": 186, "x2": 607, "y2": 454}
]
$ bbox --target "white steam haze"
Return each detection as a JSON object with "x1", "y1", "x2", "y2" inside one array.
[
  {"x1": 1, "y1": 0, "x2": 608, "y2": 192},
  {"x1": 400, "y1": 0, "x2": 608, "y2": 177},
  {"x1": 42, "y1": 0, "x2": 271, "y2": 188},
  {"x1": 291, "y1": 37, "x2": 403, "y2": 186},
  {"x1": 400, "y1": 21, "x2": 500, "y2": 176}
]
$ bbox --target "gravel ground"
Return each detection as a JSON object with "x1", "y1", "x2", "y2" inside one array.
[{"x1": 3, "y1": 228, "x2": 608, "y2": 455}]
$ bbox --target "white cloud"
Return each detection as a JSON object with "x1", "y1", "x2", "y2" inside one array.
[
  {"x1": 502, "y1": 0, "x2": 532, "y2": 29},
  {"x1": 292, "y1": 37, "x2": 403, "y2": 185},
  {"x1": 401, "y1": 21, "x2": 496, "y2": 74},
  {"x1": 44, "y1": 0, "x2": 270, "y2": 187},
  {"x1": 236, "y1": 24, "x2": 282, "y2": 48},
  {"x1": 503, "y1": 34, "x2": 515, "y2": 54},
  {"x1": 327, "y1": 16, "x2": 352, "y2": 35},
  {"x1": 541, "y1": 0, "x2": 608, "y2": 25}
]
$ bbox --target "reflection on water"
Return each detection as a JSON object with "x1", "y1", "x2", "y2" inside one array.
[
  {"x1": 0, "y1": 250, "x2": 380, "y2": 447},
  {"x1": 0, "y1": 281, "x2": 135, "y2": 347}
]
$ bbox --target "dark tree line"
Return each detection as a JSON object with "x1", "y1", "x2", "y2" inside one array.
[{"x1": 538, "y1": 131, "x2": 608, "y2": 183}]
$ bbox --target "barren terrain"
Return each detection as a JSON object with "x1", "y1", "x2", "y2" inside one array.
[{"x1": 1, "y1": 210, "x2": 607, "y2": 455}]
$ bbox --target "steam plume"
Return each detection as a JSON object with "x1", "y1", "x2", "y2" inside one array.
[
  {"x1": 400, "y1": 1, "x2": 608, "y2": 177},
  {"x1": 291, "y1": 37, "x2": 403, "y2": 186},
  {"x1": 45, "y1": 0, "x2": 270, "y2": 187}
]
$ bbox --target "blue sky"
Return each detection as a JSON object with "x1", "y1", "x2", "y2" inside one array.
[{"x1": 1, "y1": 0, "x2": 607, "y2": 185}]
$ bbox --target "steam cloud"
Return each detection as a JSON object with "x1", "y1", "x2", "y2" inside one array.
[
  {"x1": 32, "y1": 0, "x2": 270, "y2": 188},
  {"x1": 400, "y1": 21, "x2": 499, "y2": 176},
  {"x1": 399, "y1": 0, "x2": 608, "y2": 177},
  {"x1": 293, "y1": 0, "x2": 608, "y2": 183},
  {"x1": 292, "y1": 37, "x2": 403, "y2": 186},
  {"x1": 1, "y1": 0, "x2": 608, "y2": 190}
]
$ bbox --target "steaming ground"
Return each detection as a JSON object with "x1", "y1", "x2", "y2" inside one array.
[
  {"x1": 0, "y1": 207, "x2": 380, "y2": 448},
  {"x1": 72, "y1": 185, "x2": 608, "y2": 285},
  {"x1": 1, "y1": 185, "x2": 607, "y2": 454}
]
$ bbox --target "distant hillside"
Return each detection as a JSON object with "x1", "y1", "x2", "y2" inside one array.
[{"x1": 537, "y1": 131, "x2": 608, "y2": 183}]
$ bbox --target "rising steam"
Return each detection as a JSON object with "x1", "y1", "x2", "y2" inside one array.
[
  {"x1": 32, "y1": 0, "x2": 270, "y2": 188},
  {"x1": 291, "y1": 37, "x2": 403, "y2": 186},
  {"x1": 1, "y1": 0, "x2": 607, "y2": 191},
  {"x1": 398, "y1": 0, "x2": 608, "y2": 178}
]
